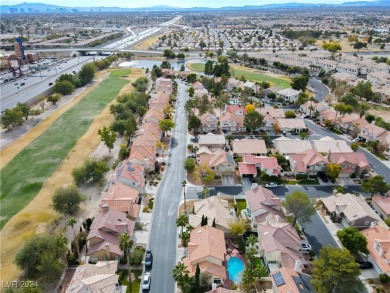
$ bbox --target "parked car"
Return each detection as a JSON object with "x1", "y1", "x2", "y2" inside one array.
[
  {"x1": 265, "y1": 183, "x2": 278, "y2": 188},
  {"x1": 21, "y1": 83, "x2": 25, "y2": 86},
  {"x1": 145, "y1": 249, "x2": 153, "y2": 268},
  {"x1": 187, "y1": 154, "x2": 196, "y2": 159},
  {"x1": 317, "y1": 171, "x2": 329, "y2": 182},
  {"x1": 299, "y1": 243, "x2": 312, "y2": 251},
  {"x1": 142, "y1": 273, "x2": 151, "y2": 290},
  {"x1": 49, "y1": 82, "x2": 53, "y2": 86},
  {"x1": 358, "y1": 261, "x2": 373, "y2": 269}
]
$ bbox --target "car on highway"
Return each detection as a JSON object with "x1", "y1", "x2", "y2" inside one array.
[
  {"x1": 265, "y1": 183, "x2": 278, "y2": 188},
  {"x1": 145, "y1": 249, "x2": 153, "y2": 268},
  {"x1": 142, "y1": 273, "x2": 151, "y2": 290}
]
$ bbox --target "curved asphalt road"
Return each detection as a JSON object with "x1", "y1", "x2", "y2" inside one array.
[
  {"x1": 147, "y1": 80, "x2": 189, "y2": 293},
  {"x1": 309, "y1": 78, "x2": 329, "y2": 102}
]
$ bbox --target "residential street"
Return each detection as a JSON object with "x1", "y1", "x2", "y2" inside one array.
[
  {"x1": 308, "y1": 78, "x2": 329, "y2": 102},
  {"x1": 305, "y1": 119, "x2": 390, "y2": 183},
  {"x1": 148, "y1": 80, "x2": 188, "y2": 293}
]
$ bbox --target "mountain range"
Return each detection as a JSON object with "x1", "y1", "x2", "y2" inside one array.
[{"x1": 1, "y1": 0, "x2": 389, "y2": 13}]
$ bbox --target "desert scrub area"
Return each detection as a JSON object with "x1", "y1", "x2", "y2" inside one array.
[{"x1": 0, "y1": 69, "x2": 131, "y2": 229}]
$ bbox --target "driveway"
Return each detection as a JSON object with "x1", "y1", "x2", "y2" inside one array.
[{"x1": 221, "y1": 175, "x2": 235, "y2": 186}]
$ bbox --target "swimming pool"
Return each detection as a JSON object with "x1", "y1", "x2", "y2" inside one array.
[{"x1": 227, "y1": 257, "x2": 245, "y2": 284}]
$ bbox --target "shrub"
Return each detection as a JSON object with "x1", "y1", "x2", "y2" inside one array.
[
  {"x1": 296, "y1": 174, "x2": 308, "y2": 180},
  {"x1": 379, "y1": 274, "x2": 390, "y2": 284},
  {"x1": 129, "y1": 248, "x2": 144, "y2": 265},
  {"x1": 120, "y1": 257, "x2": 127, "y2": 265},
  {"x1": 72, "y1": 159, "x2": 109, "y2": 186}
]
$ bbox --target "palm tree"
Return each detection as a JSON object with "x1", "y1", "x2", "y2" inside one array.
[
  {"x1": 68, "y1": 217, "x2": 80, "y2": 263},
  {"x1": 119, "y1": 233, "x2": 134, "y2": 264},
  {"x1": 173, "y1": 262, "x2": 191, "y2": 292},
  {"x1": 225, "y1": 133, "x2": 234, "y2": 148},
  {"x1": 176, "y1": 214, "x2": 188, "y2": 235},
  {"x1": 181, "y1": 231, "x2": 190, "y2": 247},
  {"x1": 55, "y1": 234, "x2": 69, "y2": 267},
  {"x1": 241, "y1": 269, "x2": 256, "y2": 292},
  {"x1": 300, "y1": 131, "x2": 308, "y2": 140}
]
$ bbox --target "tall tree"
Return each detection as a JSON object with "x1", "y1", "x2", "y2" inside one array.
[
  {"x1": 98, "y1": 126, "x2": 116, "y2": 153},
  {"x1": 188, "y1": 115, "x2": 201, "y2": 133},
  {"x1": 204, "y1": 60, "x2": 214, "y2": 75},
  {"x1": 17, "y1": 102, "x2": 30, "y2": 120},
  {"x1": 337, "y1": 227, "x2": 368, "y2": 256},
  {"x1": 159, "y1": 119, "x2": 175, "y2": 136},
  {"x1": 353, "y1": 81, "x2": 374, "y2": 101},
  {"x1": 194, "y1": 263, "x2": 201, "y2": 292},
  {"x1": 311, "y1": 246, "x2": 362, "y2": 293},
  {"x1": 172, "y1": 262, "x2": 192, "y2": 293},
  {"x1": 52, "y1": 186, "x2": 85, "y2": 215},
  {"x1": 78, "y1": 62, "x2": 96, "y2": 86},
  {"x1": 325, "y1": 163, "x2": 342, "y2": 182},
  {"x1": 358, "y1": 102, "x2": 371, "y2": 118},
  {"x1": 283, "y1": 191, "x2": 316, "y2": 226},
  {"x1": 291, "y1": 75, "x2": 309, "y2": 92},
  {"x1": 119, "y1": 233, "x2": 134, "y2": 264},
  {"x1": 244, "y1": 111, "x2": 264, "y2": 133},
  {"x1": 176, "y1": 214, "x2": 189, "y2": 235},
  {"x1": 68, "y1": 217, "x2": 80, "y2": 263},
  {"x1": 361, "y1": 175, "x2": 390, "y2": 195}
]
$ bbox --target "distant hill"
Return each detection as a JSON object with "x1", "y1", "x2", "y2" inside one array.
[{"x1": 0, "y1": 0, "x2": 389, "y2": 13}]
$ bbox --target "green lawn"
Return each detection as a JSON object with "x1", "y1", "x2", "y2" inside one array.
[
  {"x1": 118, "y1": 269, "x2": 142, "y2": 293},
  {"x1": 186, "y1": 63, "x2": 205, "y2": 72},
  {"x1": 0, "y1": 69, "x2": 131, "y2": 229},
  {"x1": 231, "y1": 68, "x2": 291, "y2": 89},
  {"x1": 236, "y1": 199, "x2": 247, "y2": 215}
]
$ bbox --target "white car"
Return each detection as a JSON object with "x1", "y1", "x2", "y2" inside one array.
[
  {"x1": 299, "y1": 243, "x2": 312, "y2": 251},
  {"x1": 142, "y1": 272, "x2": 151, "y2": 290},
  {"x1": 265, "y1": 183, "x2": 278, "y2": 188}
]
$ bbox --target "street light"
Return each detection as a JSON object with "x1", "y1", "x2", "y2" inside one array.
[{"x1": 182, "y1": 179, "x2": 187, "y2": 216}]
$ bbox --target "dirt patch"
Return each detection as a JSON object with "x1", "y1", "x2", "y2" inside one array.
[
  {"x1": 0, "y1": 68, "x2": 144, "y2": 282},
  {"x1": 231, "y1": 65, "x2": 291, "y2": 81},
  {"x1": 133, "y1": 33, "x2": 166, "y2": 50},
  {"x1": 368, "y1": 109, "x2": 390, "y2": 123}
]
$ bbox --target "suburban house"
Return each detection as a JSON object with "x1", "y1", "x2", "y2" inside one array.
[
  {"x1": 328, "y1": 152, "x2": 370, "y2": 177},
  {"x1": 273, "y1": 137, "x2": 312, "y2": 156},
  {"x1": 65, "y1": 261, "x2": 122, "y2": 293},
  {"x1": 311, "y1": 136, "x2": 353, "y2": 154},
  {"x1": 199, "y1": 113, "x2": 219, "y2": 133},
  {"x1": 360, "y1": 123, "x2": 390, "y2": 145},
  {"x1": 269, "y1": 267, "x2": 316, "y2": 293},
  {"x1": 198, "y1": 149, "x2": 235, "y2": 179},
  {"x1": 189, "y1": 196, "x2": 234, "y2": 233},
  {"x1": 245, "y1": 184, "x2": 285, "y2": 226},
  {"x1": 224, "y1": 105, "x2": 246, "y2": 116},
  {"x1": 334, "y1": 114, "x2": 358, "y2": 134},
  {"x1": 322, "y1": 192, "x2": 382, "y2": 230},
  {"x1": 142, "y1": 108, "x2": 164, "y2": 124},
  {"x1": 100, "y1": 182, "x2": 140, "y2": 220},
  {"x1": 257, "y1": 222, "x2": 304, "y2": 272},
  {"x1": 275, "y1": 118, "x2": 307, "y2": 133},
  {"x1": 87, "y1": 205, "x2": 135, "y2": 262},
  {"x1": 290, "y1": 149, "x2": 328, "y2": 175},
  {"x1": 361, "y1": 224, "x2": 390, "y2": 276},
  {"x1": 199, "y1": 134, "x2": 226, "y2": 149},
  {"x1": 318, "y1": 109, "x2": 337, "y2": 123},
  {"x1": 182, "y1": 225, "x2": 227, "y2": 286},
  {"x1": 300, "y1": 100, "x2": 328, "y2": 117},
  {"x1": 265, "y1": 86, "x2": 283, "y2": 97},
  {"x1": 350, "y1": 118, "x2": 371, "y2": 135},
  {"x1": 128, "y1": 145, "x2": 156, "y2": 169},
  {"x1": 371, "y1": 193, "x2": 390, "y2": 220},
  {"x1": 138, "y1": 122, "x2": 162, "y2": 137},
  {"x1": 220, "y1": 112, "x2": 245, "y2": 133},
  {"x1": 276, "y1": 88, "x2": 300, "y2": 103},
  {"x1": 110, "y1": 160, "x2": 145, "y2": 194},
  {"x1": 257, "y1": 107, "x2": 285, "y2": 130},
  {"x1": 239, "y1": 156, "x2": 282, "y2": 178},
  {"x1": 232, "y1": 139, "x2": 267, "y2": 157}
]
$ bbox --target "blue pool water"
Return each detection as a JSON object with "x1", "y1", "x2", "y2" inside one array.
[{"x1": 227, "y1": 257, "x2": 245, "y2": 283}]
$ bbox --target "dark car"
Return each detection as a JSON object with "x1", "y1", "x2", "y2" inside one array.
[
  {"x1": 358, "y1": 261, "x2": 373, "y2": 269},
  {"x1": 145, "y1": 249, "x2": 153, "y2": 268},
  {"x1": 317, "y1": 171, "x2": 329, "y2": 182},
  {"x1": 21, "y1": 82, "x2": 25, "y2": 86},
  {"x1": 49, "y1": 82, "x2": 53, "y2": 86}
]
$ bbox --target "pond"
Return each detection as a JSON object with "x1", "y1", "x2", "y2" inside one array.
[{"x1": 118, "y1": 58, "x2": 207, "y2": 71}]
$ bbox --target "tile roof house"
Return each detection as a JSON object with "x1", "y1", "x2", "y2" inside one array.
[
  {"x1": 257, "y1": 107, "x2": 285, "y2": 130},
  {"x1": 224, "y1": 105, "x2": 246, "y2": 116},
  {"x1": 199, "y1": 113, "x2": 219, "y2": 133},
  {"x1": 199, "y1": 134, "x2": 226, "y2": 149},
  {"x1": 290, "y1": 149, "x2": 328, "y2": 175},
  {"x1": 311, "y1": 136, "x2": 353, "y2": 153},
  {"x1": 371, "y1": 193, "x2": 390, "y2": 220},
  {"x1": 87, "y1": 205, "x2": 135, "y2": 261},
  {"x1": 100, "y1": 182, "x2": 140, "y2": 221},
  {"x1": 360, "y1": 123, "x2": 390, "y2": 145},
  {"x1": 128, "y1": 145, "x2": 156, "y2": 169},
  {"x1": 245, "y1": 184, "x2": 285, "y2": 226},
  {"x1": 270, "y1": 267, "x2": 316, "y2": 293},
  {"x1": 322, "y1": 192, "x2": 382, "y2": 230},
  {"x1": 328, "y1": 152, "x2": 370, "y2": 177},
  {"x1": 361, "y1": 225, "x2": 390, "y2": 276},
  {"x1": 273, "y1": 137, "x2": 312, "y2": 155},
  {"x1": 198, "y1": 149, "x2": 235, "y2": 178},
  {"x1": 300, "y1": 101, "x2": 328, "y2": 118},
  {"x1": 189, "y1": 196, "x2": 234, "y2": 233},
  {"x1": 276, "y1": 88, "x2": 301, "y2": 103},
  {"x1": 232, "y1": 139, "x2": 267, "y2": 157},
  {"x1": 220, "y1": 112, "x2": 245, "y2": 133},
  {"x1": 66, "y1": 261, "x2": 121, "y2": 293},
  {"x1": 275, "y1": 118, "x2": 307, "y2": 133},
  {"x1": 110, "y1": 160, "x2": 145, "y2": 193},
  {"x1": 238, "y1": 155, "x2": 282, "y2": 177},
  {"x1": 319, "y1": 109, "x2": 337, "y2": 122},
  {"x1": 265, "y1": 86, "x2": 283, "y2": 97},
  {"x1": 183, "y1": 225, "x2": 227, "y2": 285},
  {"x1": 257, "y1": 222, "x2": 304, "y2": 272},
  {"x1": 138, "y1": 122, "x2": 162, "y2": 137}
]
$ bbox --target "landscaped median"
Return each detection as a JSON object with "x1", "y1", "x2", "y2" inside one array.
[{"x1": 0, "y1": 68, "x2": 144, "y2": 282}]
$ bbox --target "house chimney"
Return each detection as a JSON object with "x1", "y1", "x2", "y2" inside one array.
[
  {"x1": 105, "y1": 243, "x2": 110, "y2": 260},
  {"x1": 252, "y1": 183, "x2": 258, "y2": 189},
  {"x1": 144, "y1": 158, "x2": 150, "y2": 169},
  {"x1": 102, "y1": 204, "x2": 109, "y2": 213},
  {"x1": 370, "y1": 221, "x2": 377, "y2": 228},
  {"x1": 294, "y1": 260, "x2": 302, "y2": 272},
  {"x1": 211, "y1": 283, "x2": 217, "y2": 291},
  {"x1": 275, "y1": 215, "x2": 279, "y2": 223}
]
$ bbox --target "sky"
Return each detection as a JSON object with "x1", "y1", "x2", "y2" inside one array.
[{"x1": 1, "y1": 0, "x2": 376, "y2": 8}]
